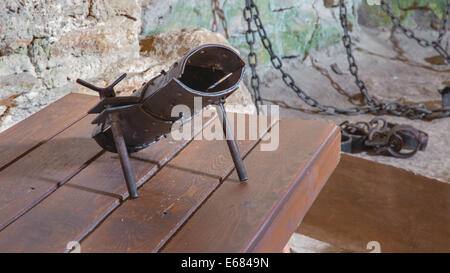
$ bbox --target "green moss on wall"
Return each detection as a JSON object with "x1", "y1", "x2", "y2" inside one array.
[
  {"x1": 141, "y1": 0, "x2": 447, "y2": 72},
  {"x1": 361, "y1": 0, "x2": 448, "y2": 27}
]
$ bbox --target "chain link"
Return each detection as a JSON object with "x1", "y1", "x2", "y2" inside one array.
[
  {"x1": 242, "y1": 0, "x2": 450, "y2": 120},
  {"x1": 244, "y1": 0, "x2": 378, "y2": 116},
  {"x1": 380, "y1": 0, "x2": 450, "y2": 63},
  {"x1": 211, "y1": 0, "x2": 229, "y2": 38}
]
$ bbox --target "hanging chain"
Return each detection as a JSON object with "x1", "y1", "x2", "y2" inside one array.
[
  {"x1": 339, "y1": 1, "x2": 378, "y2": 106},
  {"x1": 339, "y1": 0, "x2": 450, "y2": 119},
  {"x1": 380, "y1": 0, "x2": 450, "y2": 63},
  {"x1": 243, "y1": 0, "x2": 262, "y2": 113},
  {"x1": 211, "y1": 0, "x2": 230, "y2": 38},
  {"x1": 242, "y1": 0, "x2": 450, "y2": 120},
  {"x1": 244, "y1": 0, "x2": 376, "y2": 116}
]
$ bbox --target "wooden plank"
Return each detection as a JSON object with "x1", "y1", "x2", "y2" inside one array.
[
  {"x1": 0, "y1": 93, "x2": 97, "y2": 170},
  {"x1": 247, "y1": 126, "x2": 340, "y2": 252},
  {"x1": 161, "y1": 119, "x2": 340, "y2": 253},
  {"x1": 80, "y1": 114, "x2": 277, "y2": 252},
  {"x1": 298, "y1": 154, "x2": 450, "y2": 253},
  {"x1": 0, "y1": 186, "x2": 119, "y2": 253},
  {"x1": 0, "y1": 116, "x2": 101, "y2": 231},
  {"x1": 0, "y1": 110, "x2": 216, "y2": 252}
]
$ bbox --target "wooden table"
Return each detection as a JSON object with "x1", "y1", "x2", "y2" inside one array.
[{"x1": 0, "y1": 93, "x2": 340, "y2": 253}]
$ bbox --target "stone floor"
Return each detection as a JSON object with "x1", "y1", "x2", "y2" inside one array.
[{"x1": 258, "y1": 26, "x2": 449, "y2": 253}]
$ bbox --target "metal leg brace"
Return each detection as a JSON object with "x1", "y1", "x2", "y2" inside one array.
[
  {"x1": 109, "y1": 111, "x2": 139, "y2": 199},
  {"x1": 218, "y1": 102, "x2": 248, "y2": 182}
]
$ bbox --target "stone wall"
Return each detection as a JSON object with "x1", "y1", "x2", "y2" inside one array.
[
  {"x1": 359, "y1": 0, "x2": 448, "y2": 28},
  {"x1": 141, "y1": 0, "x2": 359, "y2": 71},
  {"x1": 1, "y1": 0, "x2": 448, "y2": 131},
  {"x1": 141, "y1": 0, "x2": 448, "y2": 69}
]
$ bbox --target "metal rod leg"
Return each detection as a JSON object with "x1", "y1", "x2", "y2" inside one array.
[
  {"x1": 218, "y1": 102, "x2": 248, "y2": 182},
  {"x1": 109, "y1": 112, "x2": 139, "y2": 199}
]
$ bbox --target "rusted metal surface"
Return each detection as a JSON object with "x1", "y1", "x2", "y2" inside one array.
[
  {"x1": 340, "y1": 117, "x2": 428, "y2": 159},
  {"x1": 76, "y1": 44, "x2": 248, "y2": 198},
  {"x1": 0, "y1": 94, "x2": 217, "y2": 252},
  {"x1": 217, "y1": 101, "x2": 248, "y2": 181}
]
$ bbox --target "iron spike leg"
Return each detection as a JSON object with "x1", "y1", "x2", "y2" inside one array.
[
  {"x1": 108, "y1": 111, "x2": 139, "y2": 199},
  {"x1": 217, "y1": 101, "x2": 248, "y2": 182}
]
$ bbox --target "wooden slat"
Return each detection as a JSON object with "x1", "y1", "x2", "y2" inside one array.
[
  {"x1": 247, "y1": 126, "x2": 340, "y2": 252},
  {"x1": 161, "y1": 119, "x2": 340, "y2": 253},
  {"x1": 80, "y1": 114, "x2": 277, "y2": 252},
  {"x1": 0, "y1": 93, "x2": 98, "y2": 170},
  {"x1": 0, "y1": 116, "x2": 101, "y2": 231},
  {"x1": 298, "y1": 154, "x2": 450, "y2": 253},
  {"x1": 0, "y1": 110, "x2": 216, "y2": 252}
]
